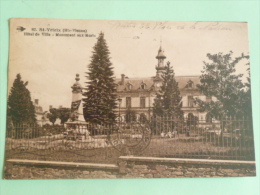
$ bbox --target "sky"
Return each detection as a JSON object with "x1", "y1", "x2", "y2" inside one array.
[{"x1": 8, "y1": 19, "x2": 250, "y2": 111}]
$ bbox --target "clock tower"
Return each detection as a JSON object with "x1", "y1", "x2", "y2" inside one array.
[{"x1": 155, "y1": 45, "x2": 166, "y2": 78}]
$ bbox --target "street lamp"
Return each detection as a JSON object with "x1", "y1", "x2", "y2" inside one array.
[{"x1": 118, "y1": 97, "x2": 122, "y2": 126}]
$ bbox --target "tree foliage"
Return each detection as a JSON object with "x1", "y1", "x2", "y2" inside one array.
[
  {"x1": 153, "y1": 62, "x2": 183, "y2": 118},
  {"x1": 125, "y1": 108, "x2": 137, "y2": 123},
  {"x1": 47, "y1": 107, "x2": 71, "y2": 125},
  {"x1": 58, "y1": 108, "x2": 71, "y2": 125},
  {"x1": 139, "y1": 113, "x2": 148, "y2": 124},
  {"x1": 7, "y1": 74, "x2": 36, "y2": 124},
  {"x1": 47, "y1": 108, "x2": 58, "y2": 125},
  {"x1": 83, "y1": 32, "x2": 117, "y2": 125},
  {"x1": 196, "y1": 52, "x2": 251, "y2": 118}
]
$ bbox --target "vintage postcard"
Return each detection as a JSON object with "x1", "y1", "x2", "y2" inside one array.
[{"x1": 5, "y1": 18, "x2": 256, "y2": 179}]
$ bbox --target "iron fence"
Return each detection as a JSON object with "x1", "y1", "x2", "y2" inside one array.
[
  {"x1": 5, "y1": 116, "x2": 255, "y2": 164},
  {"x1": 5, "y1": 123, "x2": 121, "y2": 164},
  {"x1": 142, "y1": 115, "x2": 255, "y2": 161}
]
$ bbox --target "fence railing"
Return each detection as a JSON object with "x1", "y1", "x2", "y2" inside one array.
[
  {"x1": 143, "y1": 115, "x2": 255, "y2": 161},
  {"x1": 5, "y1": 116, "x2": 255, "y2": 164},
  {"x1": 5, "y1": 122, "x2": 120, "y2": 164}
]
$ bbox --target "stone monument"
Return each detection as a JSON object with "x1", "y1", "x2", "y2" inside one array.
[
  {"x1": 66, "y1": 74, "x2": 90, "y2": 140},
  {"x1": 70, "y1": 74, "x2": 85, "y2": 122}
]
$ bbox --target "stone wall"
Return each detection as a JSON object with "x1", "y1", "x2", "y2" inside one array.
[
  {"x1": 118, "y1": 157, "x2": 256, "y2": 178},
  {"x1": 4, "y1": 157, "x2": 256, "y2": 179},
  {"x1": 5, "y1": 164, "x2": 119, "y2": 179}
]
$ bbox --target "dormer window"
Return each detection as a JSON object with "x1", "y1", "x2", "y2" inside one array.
[
  {"x1": 140, "y1": 81, "x2": 146, "y2": 89},
  {"x1": 186, "y1": 80, "x2": 194, "y2": 88},
  {"x1": 126, "y1": 82, "x2": 133, "y2": 90}
]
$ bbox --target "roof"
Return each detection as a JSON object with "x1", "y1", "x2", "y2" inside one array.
[
  {"x1": 156, "y1": 46, "x2": 166, "y2": 59},
  {"x1": 116, "y1": 75, "x2": 201, "y2": 91},
  {"x1": 175, "y1": 76, "x2": 201, "y2": 89},
  {"x1": 116, "y1": 77, "x2": 155, "y2": 91}
]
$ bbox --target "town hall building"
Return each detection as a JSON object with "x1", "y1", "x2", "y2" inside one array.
[{"x1": 115, "y1": 46, "x2": 214, "y2": 124}]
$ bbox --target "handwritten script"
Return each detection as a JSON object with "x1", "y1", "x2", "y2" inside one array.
[{"x1": 109, "y1": 21, "x2": 231, "y2": 31}]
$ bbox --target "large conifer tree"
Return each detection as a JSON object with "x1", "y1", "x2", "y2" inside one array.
[
  {"x1": 153, "y1": 62, "x2": 183, "y2": 118},
  {"x1": 83, "y1": 32, "x2": 117, "y2": 124},
  {"x1": 7, "y1": 74, "x2": 36, "y2": 124}
]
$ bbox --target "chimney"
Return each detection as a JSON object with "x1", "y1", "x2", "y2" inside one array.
[
  {"x1": 35, "y1": 99, "x2": 39, "y2": 105},
  {"x1": 121, "y1": 74, "x2": 125, "y2": 85}
]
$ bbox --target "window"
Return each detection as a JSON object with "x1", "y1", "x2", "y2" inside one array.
[
  {"x1": 140, "y1": 82, "x2": 146, "y2": 89},
  {"x1": 206, "y1": 113, "x2": 213, "y2": 123},
  {"x1": 188, "y1": 96, "x2": 194, "y2": 107},
  {"x1": 186, "y1": 80, "x2": 194, "y2": 88},
  {"x1": 126, "y1": 82, "x2": 132, "y2": 90},
  {"x1": 126, "y1": 97, "x2": 132, "y2": 108},
  {"x1": 187, "y1": 113, "x2": 197, "y2": 126},
  {"x1": 140, "y1": 97, "x2": 146, "y2": 108}
]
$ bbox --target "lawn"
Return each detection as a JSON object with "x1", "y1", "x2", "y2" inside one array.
[
  {"x1": 141, "y1": 134, "x2": 255, "y2": 160},
  {"x1": 5, "y1": 133, "x2": 255, "y2": 164}
]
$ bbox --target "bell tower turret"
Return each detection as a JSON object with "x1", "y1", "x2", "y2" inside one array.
[{"x1": 155, "y1": 45, "x2": 166, "y2": 77}]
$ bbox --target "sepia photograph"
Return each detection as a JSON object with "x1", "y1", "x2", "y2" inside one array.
[{"x1": 4, "y1": 18, "x2": 256, "y2": 179}]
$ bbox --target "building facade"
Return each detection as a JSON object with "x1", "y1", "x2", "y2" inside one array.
[
  {"x1": 115, "y1": 46, "x2": 216, "y2": 125},
  {"x1": 33, "y1": 99, "x2": 49, "y2": 126}
]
